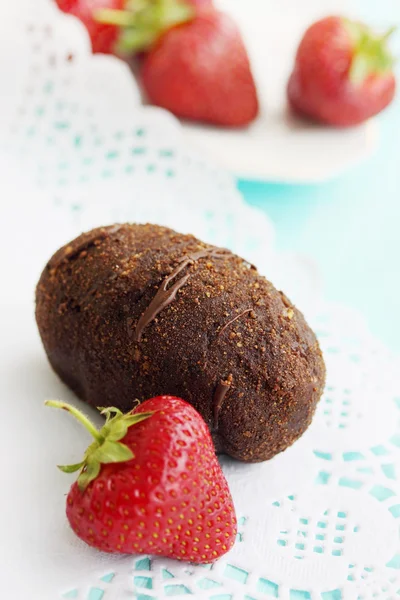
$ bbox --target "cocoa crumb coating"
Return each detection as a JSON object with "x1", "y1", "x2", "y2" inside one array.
[{"x1": 36, "y1": 223, "x2": 325, "y2": 462}]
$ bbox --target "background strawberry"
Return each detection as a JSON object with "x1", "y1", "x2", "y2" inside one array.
[
  {"x1": 47, "y1": 396, "x2": 237, "y2": 563},
  {"x1": 55, "y1": 0, "x2": 257, "y2": 126},
  {"x1": 287, "y1": 16, "x2": 396, "y2": 127},
  {"x1": 141, "y1": 11, "x2": 259, "y2": 126}
]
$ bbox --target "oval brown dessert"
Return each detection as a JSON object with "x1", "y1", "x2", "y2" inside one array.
[{"x1": 36, "y1": 223, "x2": 325, "y2": 462}]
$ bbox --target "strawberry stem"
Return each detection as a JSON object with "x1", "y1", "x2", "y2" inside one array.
[{"x1": 45, "y1": 400, "x2": 103, "y2": 443}]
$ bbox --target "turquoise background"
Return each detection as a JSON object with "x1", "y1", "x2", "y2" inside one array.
[{"x1": 239, "y1": 1, "x2": 400, "y2": 353}]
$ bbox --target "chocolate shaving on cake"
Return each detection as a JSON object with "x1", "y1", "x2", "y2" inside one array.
[
  {"x1": 218, "y1": 308, "x2": 254, "y2": 336},
  {"x1": 133, "y1": 247, "x2": 228, "y2": 342},
  {"x1": 177, "y1": 247, "x2": 229, "y2": 263},
  {"x1": 213, "y1": 377, "x2": 232, "y2": 431}
]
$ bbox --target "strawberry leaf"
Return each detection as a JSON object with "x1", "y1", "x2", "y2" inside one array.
[
  {"x1": 117, "y1": 412, "x2": 155, "y2": 428},
  {"x1": 58, "y1": 461, "x2": 85, "y2": 473},
  {"x1": 105, "y1": 419, "x2": 130, "y2": 442},
  {"x1": 92, "y1": 440, "x2": 134, "y2": 463},
  {"x1": 99, "y1": 406, "x2": 123, "y2": 424},
  {"x1": 94, "y1": 8, "x2": 137, "y2": 28},
  {"x1": 77, "y1": 460, "x2": 101, "y2": 492}
]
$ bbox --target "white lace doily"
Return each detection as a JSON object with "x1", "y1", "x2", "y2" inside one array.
[
  {"x1": 1, "y1": 2, "x2": 399, "y2": 599},
  {"x1": 44, "y1": 303, "x2": 398, "y2": 600}
]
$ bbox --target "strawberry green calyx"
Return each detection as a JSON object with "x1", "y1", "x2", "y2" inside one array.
[
  {"x1": 95, "y1": 0, "x2": 195, "y2": 54},
  {"x1": 45, "y1": 400, "x2": 153, "y2": 492},
  {"x1": 345, "y1": 18, "x2": 396, "y2": 84}
]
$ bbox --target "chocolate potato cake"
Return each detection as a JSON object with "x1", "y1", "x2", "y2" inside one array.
[{"x1": 36, "y1": 224, "x2": 325, "y2": 462}]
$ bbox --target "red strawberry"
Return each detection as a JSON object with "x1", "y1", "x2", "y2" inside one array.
[
  {"x1": 55, "y1": 0, "x2": 195, "y2": 55},
  {"x1": 141, "y1": 11, "x2": 259, "y2": 126},
  {"x1": 287, "y1": 16, "x2": 396, "y2": 127},
  {"x1": 46, "y1": 396, "x2": 237, "y2": 562}
]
